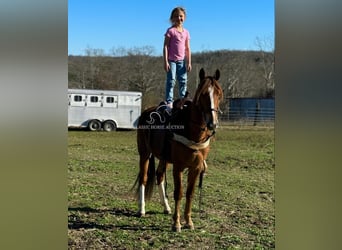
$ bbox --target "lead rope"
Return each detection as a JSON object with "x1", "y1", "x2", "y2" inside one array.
[
  {"x1": 198, "y1": 160, "x2": 208, "y2": 213},
  {"x1": 198, "y1": 171, "x2": 204, "y2": 212},
  {"x1": 165, "y1": 168, "x2": 168, "y2": 199}
]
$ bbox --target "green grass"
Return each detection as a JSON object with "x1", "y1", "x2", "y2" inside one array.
[{"x1": 68, "y1": 127, "x2": 274, "y2": 249}]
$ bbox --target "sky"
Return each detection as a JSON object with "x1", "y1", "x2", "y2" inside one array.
[{"x1": 68, "y1": 0, "x2": 274, "y2": 56}]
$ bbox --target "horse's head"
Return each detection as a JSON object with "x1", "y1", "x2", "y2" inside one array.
[{"x1": 193, "y1": 68, "x2": 223, "y2": 131}]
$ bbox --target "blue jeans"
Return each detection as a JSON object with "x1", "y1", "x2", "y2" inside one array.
[{"x1": 165, "y1": 60, "x2": 187, "y2": 103}]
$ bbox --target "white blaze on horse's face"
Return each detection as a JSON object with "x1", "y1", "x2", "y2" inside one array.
[{"x1": 206, "y1": 85, "x2": 218, "y2": 130}]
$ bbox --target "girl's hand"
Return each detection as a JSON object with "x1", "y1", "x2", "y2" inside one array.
[
  {"x1": 187, "y1": 64, "x2": 192, "y2": 72},
  {"x1": 164, "y1": 62, "x2": 170, "y2": 72}
]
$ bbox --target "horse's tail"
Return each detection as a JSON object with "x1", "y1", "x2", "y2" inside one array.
[{"x1": 132, "y1": 154, "x2": 156, "y2": 200}]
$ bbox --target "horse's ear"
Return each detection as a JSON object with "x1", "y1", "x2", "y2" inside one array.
[
  {"x1": 199, "y1": 68, "x2": 205, "y2": 81},
  {"x1": 214, "y1": 69, "x2": 220, "y2": 80}
]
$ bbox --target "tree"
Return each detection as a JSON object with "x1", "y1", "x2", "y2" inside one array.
[
  {"x1": 255, "y1": 36, "x2": 275, "y2": 98},
  {"x1": 123, "y1": 46, "x2": 163, "y2": 108},
  {"x1": 84, "y1": 46, "x2": 105, "y2": 89},
  {"x1": 68, "y1": 46, "x2": 276, "y2": 113}
]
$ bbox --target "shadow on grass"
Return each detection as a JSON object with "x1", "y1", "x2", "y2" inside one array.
[{"x1": 68, "y1": 206, "x2": 168, "y2": 231}]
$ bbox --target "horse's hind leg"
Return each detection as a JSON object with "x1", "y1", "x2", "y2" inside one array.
[
  {"x1": 156, "y1": 160, "x2": 171, "y2": 214},
  {"x1": 137, "y1": 154, "x2": 149, "y2": 216}
]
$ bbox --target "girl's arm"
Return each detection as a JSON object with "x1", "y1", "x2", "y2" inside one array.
[
  {"x1": 185, "y1": 38, "x2": 192, "y2": 72},
  {"x1": 163, "y1": 36, "x2": 170, "y2": 72}
]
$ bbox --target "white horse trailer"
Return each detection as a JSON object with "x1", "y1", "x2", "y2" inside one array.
[{"x1": 68, "y1": 89, "x2": 142, "y2": 131}]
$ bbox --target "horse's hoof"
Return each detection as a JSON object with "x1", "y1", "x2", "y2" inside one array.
[
  {"x1": 136, "y1": 211, "x2": 145, "y2": 217},
  {"x1": 164, "y1": 209, "x2": 172, "y2": 215},
  {"x1": 172, "y1": 225, "x2": 181, "y2": 232},
  {"x1": 183, "y1": 223, "x2": 195, "y2": 230}
]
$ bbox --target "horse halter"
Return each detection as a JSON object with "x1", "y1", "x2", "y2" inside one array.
[
  {"x1": 193, "y1": 69, "x2": 223, "y2": 133},
  {"x1": 202, "y1": 84, "x2": 221, "y2": 131}
]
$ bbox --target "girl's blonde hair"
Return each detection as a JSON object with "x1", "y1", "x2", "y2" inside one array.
[{"x1": 169, "y1": 7, "x2": 186, "y2": 23}]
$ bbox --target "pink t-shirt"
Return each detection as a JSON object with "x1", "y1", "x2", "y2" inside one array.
[{"x1": 165, "y1": 27, "x2": 190, "y2": 61}]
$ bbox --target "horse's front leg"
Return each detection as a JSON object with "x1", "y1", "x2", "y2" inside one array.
[
  {"x1": 156, "y1": 160, "x2": 171, "y2": 214},
  {"x1": 184, "y1": 167, "x2": 201, "y2": 230},
  {"x1": 172, "y1": 167, "x2": 183, "y2": 232}
]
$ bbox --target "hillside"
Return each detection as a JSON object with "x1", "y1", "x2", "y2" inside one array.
[{"x1": 68, "y1": 49, "x2": 274, "y2": 109}]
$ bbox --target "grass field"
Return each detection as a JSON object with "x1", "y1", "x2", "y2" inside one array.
[{"x1": 68, "y1": 126, "x2": 274, "y2": 249}]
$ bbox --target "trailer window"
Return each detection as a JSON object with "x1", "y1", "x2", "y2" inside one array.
[
  {"x1": 74, "y1": 95, "x2": 82, "y2": 102},
  {"x1": 103, "y1": 95, "x2": 118, "y2": 108},
  {"x1": 90, "y1": 96, "x2": 98, "y2": 103},
  {"x1": 106, "y1": 97, "x2": 114, "y2": 103}
]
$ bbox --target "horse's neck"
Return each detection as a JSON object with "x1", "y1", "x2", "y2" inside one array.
[
  {"x1": 171, "y1": 102, "x2": 209, "y2": 143},
  {"x1": 187, "y1": 106, "x2": 209, "y2": 143}
]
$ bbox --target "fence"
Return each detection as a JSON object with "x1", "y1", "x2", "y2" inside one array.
[{"x1": 219, "y1": 98, "x2": 275, "y2": 127}]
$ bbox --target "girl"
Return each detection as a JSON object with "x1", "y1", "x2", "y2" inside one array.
[{"x1": 163, "y1": 7, "x2": 192, "y2": 106}]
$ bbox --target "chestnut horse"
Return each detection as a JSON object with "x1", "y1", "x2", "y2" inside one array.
[{"x1": 133, "y1": 68, "x2": 223, "y2": 232}]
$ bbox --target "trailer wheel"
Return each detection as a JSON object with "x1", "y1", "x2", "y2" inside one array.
[
  {"x1": 103, "y1": 120, "x2": 117, "y2": 132},
  {"x1": 88, "y1": 119, "x2": 101, "y2": 131}
]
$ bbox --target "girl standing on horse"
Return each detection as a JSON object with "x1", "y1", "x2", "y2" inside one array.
[{"x1": 163, "y1": 7, "x2": 192, "y2": 107}]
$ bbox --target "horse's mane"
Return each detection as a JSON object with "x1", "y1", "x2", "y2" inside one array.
[{"x1": 193, "y1": 76, "x2": 223, "y2": 105}]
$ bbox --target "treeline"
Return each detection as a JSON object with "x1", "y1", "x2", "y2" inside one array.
[{"x1": 68, "y1": 47, "x2": 274, "y2": 110}]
